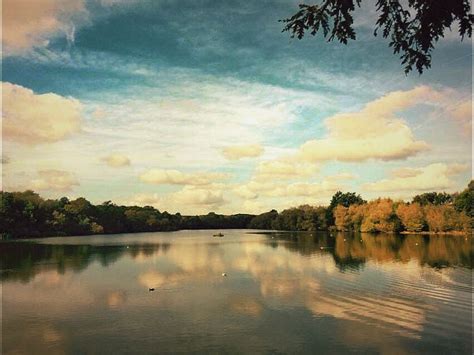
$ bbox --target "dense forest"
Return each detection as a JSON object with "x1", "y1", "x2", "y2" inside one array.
[{"x1": 1, "y1": 181, "x2": 472, "y2": 239}]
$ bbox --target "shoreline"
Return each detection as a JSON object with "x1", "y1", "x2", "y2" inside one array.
[{"x1": 399, "y1": 230, "x2": 470, "y2": 236}]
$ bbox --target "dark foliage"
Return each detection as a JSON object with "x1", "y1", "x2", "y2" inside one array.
[
  {"x1": 272, "y1": 205, "x2": 328, "y2": 231},
  {"x1": 248, "y1": 209, "x2": 278, "y2": 229},
  {"x1": 1, "y1": 183, "x2": 471, "y2": 239},
  {"x1": 0, "y1": 191, "x2": 253, "y2": 239},
  {"x1": 329, "y1": 191, "x2": 366, "y2": 209},
  {"x1": 327, "y1": 191, "x2": 365, "y2": 224},
  {"x1": 281, "y1": 0, "x2": 473, "y2": 74},
  {"x1": 453, "y1": 180, "x2": 474, "y2": 222},
  {"x1": 412, "y1": 192, "x2": 453, "y2": 205}
]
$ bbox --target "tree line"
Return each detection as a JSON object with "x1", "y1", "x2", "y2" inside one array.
[{"x1": 1, "y1": 181, "x2": 472, "y2": 239}]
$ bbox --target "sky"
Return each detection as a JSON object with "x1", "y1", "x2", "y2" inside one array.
[{"x1": 1, "y1": 0, "x2": 472, "y2": 215}]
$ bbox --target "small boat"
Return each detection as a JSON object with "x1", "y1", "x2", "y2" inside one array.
[{"x1": 213, "y1": 233, "x2": 224, "y2": 237}]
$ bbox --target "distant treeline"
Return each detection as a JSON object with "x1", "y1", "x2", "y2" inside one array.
[{"x1": 1, "y1": 181, "x2": 472, "y2": 239}]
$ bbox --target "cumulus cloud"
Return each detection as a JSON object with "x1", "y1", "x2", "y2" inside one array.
[
  {"x1": 127, "y1": 184, "x2": 226, "y2": 214},
  {"x1": 235, "y1": 179, "x2": 341, "y2": 199},
  {"x1": 30, "y1": 170, "x2": 79, "y2": 191},
  {"x1": 2, "y1": 82, "x2": 82, "y2": 145},
  {"x1": 139, "y1": 169, "x2": 229, "y2": 186},
  {"x1": 445, "y1": 163, "x2": 469, "y2": 176},
  {"x1": 2, "y1": 0, "x2": 87, "y2": 54},
  {"x1": 390, "y1": 167, "x2": 422, "y2": 179},
  {"x1": 234, "y1": 185, "x2": 259, "y2": 200},
  {"x1": 127, "y1": 193, "x2": 161, "y2": 207},
  {"x1": 281, "y1": 182, "x2": 341, "y2": 197},
  {"x1": 222, "y1": 144, "x2": 264, "y2": 160},
  {"x1": 172, "y1": 186, "x2": 225, "y2": 207},
  {"x1": 254, "y1": 159, "x2": 318, "y2": 180},
  {"x1": 363, "y1": 163, "x2": 467, "y2": 192},
  {"x1": 447, "y1": 99, "x2": 472, "y2": 133},
  {"x1": 299, "y1": 86, "x2": 436, "y2": 162},
  {"x1": 240, "y1": 200, "x2": 266, "y2": 214},
  {"x1": 102, "y1": 154, "x2": 131, "y2": 167}
]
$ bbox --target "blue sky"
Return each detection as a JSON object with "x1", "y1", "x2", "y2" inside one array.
[{"x1": 2, "y1": 0, "x2": 472, "y2": 214}]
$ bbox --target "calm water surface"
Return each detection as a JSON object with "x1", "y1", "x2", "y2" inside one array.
[{"x1": 1, "y1": 230, "x2": 472, "y2": 354}]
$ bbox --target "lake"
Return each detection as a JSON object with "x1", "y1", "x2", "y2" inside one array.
[{"x1": 1, "y1": 230, "x2": 472, "y2": 354}]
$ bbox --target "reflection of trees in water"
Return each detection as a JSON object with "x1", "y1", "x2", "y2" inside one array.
[
  {"x1": 0, "y1": 242, "x2": 170, "y2": 282},
  {"x1": 1, "y1": 232, "x2": 471, "y2": 283},
  {"x1": 263, "y1": 231, "x2": 334, "y2": 255},
  {"x1": 265, "y1": 232, "x2": 472, "y2": 269}
]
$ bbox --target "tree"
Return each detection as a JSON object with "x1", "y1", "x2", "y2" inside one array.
[
  {"x1": 329, "y1": 191, "x2": 365, "y2": 209},
  {"x1": 334, "y1": 205, "x2": 350, "y2": 231},
  {"x1": 248, "y1": 210, "x2": 278, "y2": 229},
  {"x1": 423, "y1": 205, "x2": 447, "y2": 232},
  {"x1": 412, "y1": 192, "x2": 452, "y2": 205},
  {"x1": 454, "y1": 180, "x2": 473, "y2": 218},
  {"x1": 396, "y1": 202, "x2": 425, "y2": 232},
  {"x1": 282, "y1": 0, "x2": 473, "y2": 74},
  {"x1": 327, "y1": 191, "x2": 365, "y2": 225},
  {"x1": 360, "y1": 198, "x2": 401, "y2": 233}
]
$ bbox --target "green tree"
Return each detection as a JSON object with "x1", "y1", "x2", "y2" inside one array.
[
  {"x1": 328, "y1": 191, "x2": 365, "y2": 225},
  {"x1": 454, "y1": 180, "x2": 473, "y2": 219},
  {"x1": 282, "y1": 0, "x2": 473, "y2": 74},
  {"x1": 412, "y1": 192, "x2": 452, "y2": 205},
  {"x1": 249, "y1": 210, "x2": 278, "y2": 229}
]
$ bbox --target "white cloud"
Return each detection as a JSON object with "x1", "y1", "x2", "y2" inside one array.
[
  {"x1": 240, "y1": 200, "x2": 266, "y2": 214},
  {"x1": 236, "y1": 179, "x2": 341, "y2": 199},
  {"x1": 390, "y1": 167, "x2": 422, "y2": 178},
  {"x1": 127, "y1": 193, "x2": 161, "y2": 206},
  {"x1": 30, "y1": 170, "x2": 79, "y2": 191},
  {"x1": 254, "y1": 159, "x2": 319, "y2": 180},
  {"x1": 80, "y1": 73, "x2": 332, "y2": 171},
  {"x1": 2, "y1": 0, "x2": 87, "y2": 54},
  {"x1": 233, "y1": 185, "x2": 258, "y2": 200},
  {"x1": 139, "y1": 169, "x2": 229, "y2": 186},
  {"x1": 299, "y1": 86, "x2": 438, "y2": 162},
  {"x1": 101, "y1": 154, "x2": 131, "y2": 167},
  {"x1": 2, "y1": 82, "x2": 82, "y2": 145},
  {"x1": 282, "y1": 182, "x2": 342, "y2": 197},
  {"x1": 445, "y1": 163, "x2": 469, "y2": 176},
  {"x1": 363, "y1": 163, "x2": 467, "y2": 192},
  {"x1": 127, "y1": 184, "x2": 226, "y2": 214},
  {"x1": 222, "y1": 144, "x2": 264, "y2": 160},
  {"x1": 447, "y1": 99, "x2": 472, "y2": 134},
  {"x1": 132, "y1": 186, "x2": 225, "y2": 208},
  {"x1": 172, "y1": 186, "x2": 225, "y2": 207},
  {"x1": 92, "y1": 108, "x2": 108, "y2": 119}
]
